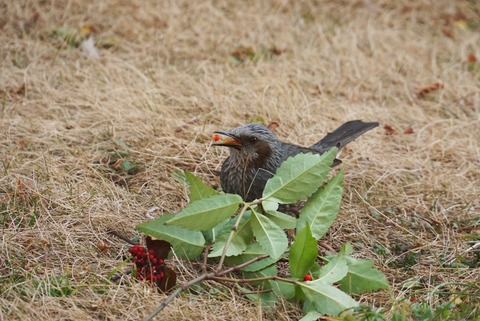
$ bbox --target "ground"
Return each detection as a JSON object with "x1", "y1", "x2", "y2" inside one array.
[{"x1": 1, "y1": 0, "x2": 479, "y2": 320}]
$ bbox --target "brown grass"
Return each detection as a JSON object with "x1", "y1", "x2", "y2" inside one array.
[{"x1": 1, "y1": 0, "x2": 479, "y2": 320}]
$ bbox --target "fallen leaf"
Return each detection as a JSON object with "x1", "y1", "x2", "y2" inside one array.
[
  {"x1": 467, "y1": 53, "x2": 477, "y2": 64},
  {"x1": 267, "y1": 120, "x2": 280, "y2": 132},
  {"x1": 0, "y1": 84, "x2": 25, "y2": 97},
  {"x1": 415, "y1": 82, "x2": 444, "y2": 98},
  {"x1": 384, "y1": 124, "x2": 395, "y2": 135},
  {"x1": 404, "y1": 127, "x2": 414, "y2": 134},
  {"x1": 269, "y1": 46, "x2": 283, "y2": 56},
  {"x1": 97, "y1": 240, "x2": 112, "y2": 252},
  {"x1": 230, "y1": 46, "x2": 255, "y2": 63},
  {"x1": 442, "y1": 27, "x2": 455, "y2": 39}
]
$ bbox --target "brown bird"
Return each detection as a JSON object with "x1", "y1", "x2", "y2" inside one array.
[{"x1": 212, "y1": 120, "x2": 379, "y2": 202}]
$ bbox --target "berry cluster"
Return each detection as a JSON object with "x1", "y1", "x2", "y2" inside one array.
[{"x1": 128, "y1": 244, "x2": 165, "y2": 283}]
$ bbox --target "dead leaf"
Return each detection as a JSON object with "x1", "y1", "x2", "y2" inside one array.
[
  {"x1": 97, "y1": 240, "x2": 112, "y2": 252},
  {"x1": 0, "y1": 84, "x2": 25, "y2": 97},
  {"x1": 231, "y1": 46, "x2": 255, "y2": 63},
  {"x1": 415, "y1": 82, "x2": 444, "y2": 98},
  {"x1": 442, "y1": 27, "x2": 455, "y2": 39},
  {"x1": 384, "y1": 124, "x2": 395, "y2": 135},
  {"x1": 404, "y1": 127, "x2": 414, "y2": 134},
  {"x1": 269, "y1": 46, "x2": 283, "y2": 56},
  {"x1": 467, "y1": 53, "x2": 477, "y2": 64},
  {"x1": 157, "y1": 266, "x2": 177, "y2": 292},
  {"x1": 267, "y1": 120, "x2": 280, "y2": 132}
]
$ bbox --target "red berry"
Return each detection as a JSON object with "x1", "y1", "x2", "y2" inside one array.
[
  {"x1": 158, "y1": 259, "x2": 164, "y2": 265},
  {"x1": 213, "y1": 134, "x2": 220, "y2": 141},
  {"x1": 151, "y1": 258, "x2": 157, "y2": 264},
  {"x1": 303, "y1": 274, "x2": 313, "y2": 281},
  {"x1": 148, "y1": 249, "x2": 155, "y2": 255}
]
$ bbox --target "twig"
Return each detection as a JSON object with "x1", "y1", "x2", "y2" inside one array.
[
  {"x1": 143, "y1": 273, "x2": 208, "y2": 321},
  {"x1": 201, "y1": 244, "x2": 211, "y2": 274},
  {"x1": 107, "y1": 229, "x2": 137, "y2": 245},
  {"x1": 216, "y1": 202, "x2": 249, "y2": 271},
  {"x1": 143, "y1": 253, "x2": 272, "y2": 320}
]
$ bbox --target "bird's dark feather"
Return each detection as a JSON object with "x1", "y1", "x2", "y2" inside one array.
[{"x1": 216, "y1": 121, "x2": 378, "y2": 202}]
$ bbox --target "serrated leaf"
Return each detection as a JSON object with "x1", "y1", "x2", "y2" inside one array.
[
  {"x1": 238, "y1": 284, "x2": 279, "y2": 307},
  {"x1": 264, "y1": 210, "x2": 297, "y2": 229},
  {"x1": 251, "y1": 208, "x2": 288, "y2": 260},
  {"x1": 224, "y1": 242, "x2": 278, "y2": 271},
  {"x1": 136, "y1": 214, "x2": 205, "y2": 259},
  {"x1": 290, "y1": 224, "x2": 317, "y2": 279},
  {"x1": 209, "y1": 212, "x2": 253, "y2": 257},
  {"x1": 183, "y1": 170, "x2": 218, "y2": 202},
  {"x1": 270, "y1": 280, "x2": 295, "y2": 300},
  {"x1": 243, "y1": 264, "x2": 278, "y2": 288},
  {"x1": 297, "y1": 169, "x2": 344, "y2": 239},
  {"x1": 300, "y1": 282, "x2": 358, "y2": 316},
  {"x1": 315, "y1": 246, "x2": 349, "y2": 285},
  {"x1": 165, "y1": 194, "x2": 242, "y2": 230},
  {"x1": 262, "y1": 149, "x2": 336, "y2": 204},
  {"x1": 338, "y1": 257, "x2": 389, "y2": 295},
  {"x1": 245, "y1": 291, "x2": 278, "y2": 307},
  {"x1": 299, "y1": 311, "x2": 324, "y2": 321}
]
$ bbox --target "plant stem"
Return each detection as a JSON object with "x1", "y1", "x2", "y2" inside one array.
[
  {"x1": 211, "y1": 275, "x2": 298, "y2": 285},
  {"x1": 143, "y1": 253, "x2": 272, "y2": 320},
  {"x1": 216, "y1": 202, "x2": 250, "y2": 272},
  {"x1": 142, "y1": 273, "x2": 208, "y2": 321}
]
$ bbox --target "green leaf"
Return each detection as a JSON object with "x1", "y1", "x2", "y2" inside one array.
[
  {"x1": 289, "y1": 224, "x2": 317, "y2": 279},
  {"x1": 264, "y1": 210, "x2": 297, "y2": 229},
  {"x1": 300, "y1": 282, "x2": 358, "y2": 316},
  {"x1": 114, "y1": 139, "x2": 130, "y2": 150},
  {"x1": 120, "y1": 160, "x2": 138, "y2": 173},
  {"x1": 338, "y1": 257, "x2": 389, "y2": 295},
  {"x1": 182, "y1": 170, "x2": 218, "y2": 202},
  {"x1": 262, "y1": 199, "x2": 278, "y2": 212},
  {"x1": 243, "y1": 264, "x2": 278, "y2": 288},
  {"x1": 315, "y1": 246, "x2": 349, "y2": 285},
  {"x1": 270, "y1": 280, "x2": 296, "y2": 300},
  {"x1": 165, "y1": 194, "x2": 243, "y2": 230},
  {"x1": 208, "y1": 212, "x2": 253, "y2": 257},
  {"x1": 251, "y1": 208, "x2": 288, "y2": 260},
  {"x1": 136, "y1": 214, "x2": 205, "y2": 259},
  {"x1": 224, "y1": 242, "x2": 278, "y2": 271},
  {"x1": 299, "y1": 311, "x2": 324, "y2": 321},
  {"x1": 297, "y1": 168, "x2": 344, "y2": 239},
  {"x1": 262, "y1": 149, "x2": 337, "y2": 204},
  {"x1": 245, "y1": 291, "x2": 278, "y2": 307}
]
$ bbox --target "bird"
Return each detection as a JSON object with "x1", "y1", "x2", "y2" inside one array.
[{"x1": 212, "y1": 120, "x2": 379, "y2": 202}]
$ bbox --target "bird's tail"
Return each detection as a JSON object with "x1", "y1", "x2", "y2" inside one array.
[{"x1": 311, "y1": 120, "x2": 379, "y2": 153}]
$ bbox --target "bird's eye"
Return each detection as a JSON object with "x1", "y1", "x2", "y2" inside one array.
[{"x1": 249, "y1": 136, "x2": 258, "y2": 143}]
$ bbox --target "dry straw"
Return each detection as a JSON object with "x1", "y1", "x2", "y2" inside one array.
[{"x1": 1, "y1": 0, "x2": 479, "y2": 320}]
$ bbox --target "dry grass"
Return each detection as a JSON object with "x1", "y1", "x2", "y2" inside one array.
[{"x1": 1, "y1": 0, "x2": 479, "y2": 320}]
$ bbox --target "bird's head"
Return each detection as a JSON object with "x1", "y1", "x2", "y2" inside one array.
[{"x1": 212, "y1": 123, "x2": 281, "y2": 166}]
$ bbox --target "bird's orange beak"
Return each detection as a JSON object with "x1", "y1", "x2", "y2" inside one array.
[{"x1": 212, "y1": 131, "x2": 242, "y2": 149}]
